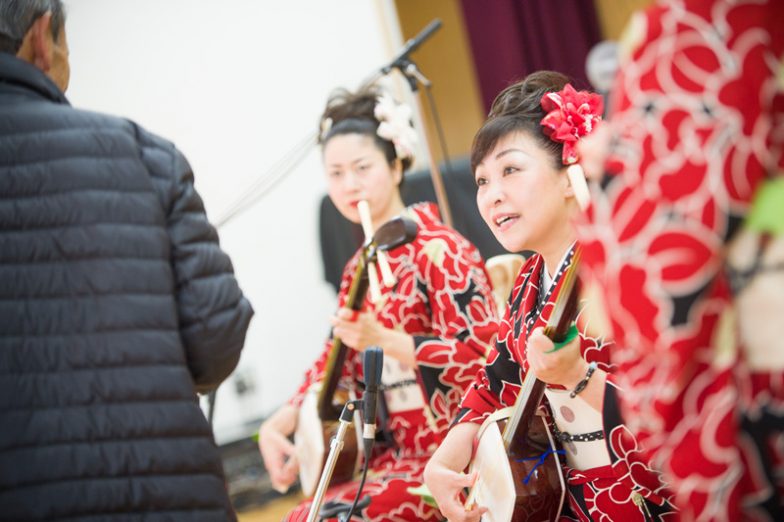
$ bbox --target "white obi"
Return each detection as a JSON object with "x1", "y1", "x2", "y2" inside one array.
[
  {"x1": 544, "y1": 388, "x2": 612, "y2": 470},
  {"x1": 381, "y1": 358, "x2": 424, "y2": 413}
]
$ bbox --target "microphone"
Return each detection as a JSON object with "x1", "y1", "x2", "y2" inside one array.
[
  {"x1": 383, "y1": 19, "x2": 442, "y2": 72},
  {"x1": 362, "y1": 347, "x2": 384, "y2": 458}
]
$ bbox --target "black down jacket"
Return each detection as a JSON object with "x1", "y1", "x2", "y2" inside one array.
[{"x1": 0, "y1": 53, "x2": 254, "y2": 521}]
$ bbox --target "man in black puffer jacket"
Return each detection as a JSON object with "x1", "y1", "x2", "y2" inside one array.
[{"x1": 0, "y1": 1, "x2": 254, "y2": 520}]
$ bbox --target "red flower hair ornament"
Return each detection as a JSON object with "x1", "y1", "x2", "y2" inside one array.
[
  {"x1": 540, "y1": 83, "x2": 604, "y2": 165},
  {"x1": 541, "y1": 84, "x2": 604, "y2": 211}
]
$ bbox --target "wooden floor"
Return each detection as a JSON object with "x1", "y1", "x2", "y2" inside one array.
[{"x1": 237, "y1": 494, "x2": 303, "y2": 522}]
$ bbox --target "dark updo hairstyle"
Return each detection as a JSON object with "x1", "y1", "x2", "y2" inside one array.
[
  {"x1": 470, "y1": 71, "x2": 570, "y2": 173},
  {"x1": 318, "y1": 86, "x2": 413, "y2": 178}
]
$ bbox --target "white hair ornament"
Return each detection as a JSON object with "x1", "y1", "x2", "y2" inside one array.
[{"x1": 374, "y1": 94, "x2": 418, "y2": 161}]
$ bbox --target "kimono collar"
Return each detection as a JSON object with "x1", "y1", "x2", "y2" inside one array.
[{"x1": 542, "y1": 242, "x2": 577, "y2": 295}]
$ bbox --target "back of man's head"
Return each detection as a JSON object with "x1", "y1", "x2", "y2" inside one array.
[{"x1": 0, "y1": 0, "x2": 64, "y2": 55}]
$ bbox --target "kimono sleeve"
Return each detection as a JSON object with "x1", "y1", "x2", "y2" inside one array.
[{"x1": 411, "y1": 237, "x2": 498, "y2": 431}]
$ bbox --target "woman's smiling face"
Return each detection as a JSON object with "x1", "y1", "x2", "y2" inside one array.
[{"x1": 475, "y1": 131, "x2": 572, "y2": 253}]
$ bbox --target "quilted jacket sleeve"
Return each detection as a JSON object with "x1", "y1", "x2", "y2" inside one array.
[{"x1": 138, "y1": 126, "x2": 254, "y2": 393}]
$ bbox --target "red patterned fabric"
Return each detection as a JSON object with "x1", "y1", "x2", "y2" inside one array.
[
  {"x1": 457, "y1": 247, "x2": 674, "y2": 520},
  {"x1": 286, "y1": 202, "x2": 497, "y2": 521},
  {"x1": 576, "y1": 0, "x2": 784, "y2": 519}
]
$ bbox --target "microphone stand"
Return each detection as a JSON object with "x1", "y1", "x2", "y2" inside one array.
[
  {"x1": 306, "y1": 399, "x2": 362, "y2": 522},
  {"x1": 376, "y1": 21, "x2": 454, "y2": 229},
  {"x1": 380, "y1": 56, "x2": 453, "y2": 228},
  {"x1": 336, "y1": 346, "x2": 383, "y2": 521}
]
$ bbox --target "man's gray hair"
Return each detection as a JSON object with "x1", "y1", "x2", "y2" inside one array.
[{"x1": 0, "y1": 0, "x2": 65, "y2": 54}]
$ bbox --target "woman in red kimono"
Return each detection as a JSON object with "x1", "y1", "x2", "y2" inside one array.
[
  {"x1": 258, "y1": 87, "x2": 498, "y2": 521},
  {"x1": 424, "y1": 71, "x2": 674, "y2": 521},
  {"x1": 576, "y1": 0, "x2": 784, "y2": 518}
]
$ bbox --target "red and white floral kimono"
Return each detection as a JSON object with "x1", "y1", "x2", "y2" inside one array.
[
  {"x1": 286, "y1": 202, "x2": 498, "y2": 521},
  {"x1": 576, "y1": 0, "x2": 784, "y2": 519},
  {"x1": 457, "y1": 245, "x2": 675, "y2": 521}
]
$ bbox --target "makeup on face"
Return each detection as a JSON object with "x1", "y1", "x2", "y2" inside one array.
[
  {"x1": 475, "y1": 132, "x2": 571, "y2": 254},
  {"x1": 323, "y1": 134, "x2": 403, "y2": 226}
]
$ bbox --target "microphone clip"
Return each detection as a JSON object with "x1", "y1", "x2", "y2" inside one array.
[{"x1": 383, "y1": 58, "x2": 431, "y2": 93}]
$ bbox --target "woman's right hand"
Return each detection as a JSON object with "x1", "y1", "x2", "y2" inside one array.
[
  {"x1": 425, "y1": 467, "x2": 486, "y2": 522},
  {"x1": 424, "y1": 423, "x2": 487, "y2": 522},
  {"x1": 258, "y1": 404, "x2": 299, "y2": 493}
]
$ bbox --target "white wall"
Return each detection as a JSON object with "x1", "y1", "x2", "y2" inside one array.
[{"x1": 64, "y1": 0, "x2": 403, "y2": 443}]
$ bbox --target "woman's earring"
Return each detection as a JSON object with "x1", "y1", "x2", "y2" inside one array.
[{"x1": 567, "y1": 164, "x2": 591, "y2": 211}]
